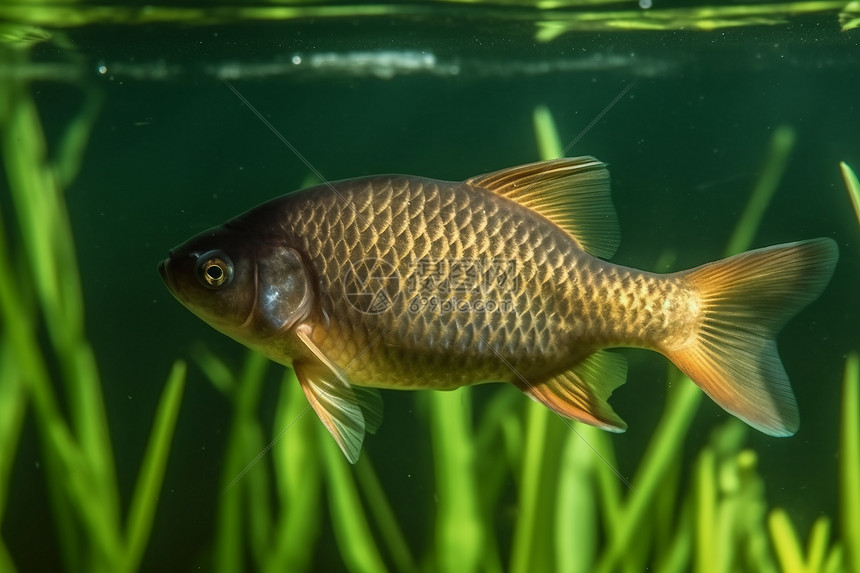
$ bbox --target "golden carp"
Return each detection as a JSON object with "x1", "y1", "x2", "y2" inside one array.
[{"x1": 158, "y1": 157, "x2": 838, "y2": 462}]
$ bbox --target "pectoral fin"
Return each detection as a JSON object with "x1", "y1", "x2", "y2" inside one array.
[
  {"x1": 518, "y1": 350, "x2": 628, "y2": 431},
  {"x1": 294, "y1": 329, "x2": 383, "y2": 463}
]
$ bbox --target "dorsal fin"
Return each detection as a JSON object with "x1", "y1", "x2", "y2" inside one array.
[{"x1": 466, "y1": 157, "x2": 620, "y2": 259}]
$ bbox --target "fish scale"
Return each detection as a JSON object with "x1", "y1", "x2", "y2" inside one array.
[
  {"x1": 160, "y1": 156, "x2": 838, "y2": 462},
  {"x1": 279, "y1": 176, "x2": 582, "y2": 388}
]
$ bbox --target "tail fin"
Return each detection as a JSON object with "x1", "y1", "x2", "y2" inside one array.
[{"x1": 665, "y1": 238, "x2": 838, "y2": 436}]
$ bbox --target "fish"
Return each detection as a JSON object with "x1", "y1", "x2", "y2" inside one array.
[{"x1": 158, "y1": 157, "x2": 838, "y2": 463}]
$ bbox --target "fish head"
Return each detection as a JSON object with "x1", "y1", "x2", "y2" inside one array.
[{"x1": 158, "y1": 222, "x2": 313, "y2": 344}]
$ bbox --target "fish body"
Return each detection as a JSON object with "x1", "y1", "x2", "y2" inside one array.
[{"x1": 159, "y1": 157, "x2": 838, "y2": 462}]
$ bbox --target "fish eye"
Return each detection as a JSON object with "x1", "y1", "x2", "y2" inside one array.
[{"x1": 196, "y1": 251, "x2": 234, "y2": 289}]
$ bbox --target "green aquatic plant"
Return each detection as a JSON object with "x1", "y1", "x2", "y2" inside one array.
[
  {"x1": 189, "y1": 336, "x2": 858, "y2": 573},
  {"x1": 534, "y1": 0, "x2": 851, "y2": 40},
  {"x1": 0, "y1": 47, "x2": 185, "y2": 573},
  {"x1": 1, "y1": 38, "x2": 858, "y2": 573},
  {"x1": 840, "y1": 353, "x2": 860, "y2": 573},
  {"x1": 840, "y1": 161, "x2": 860, "y2": 229},
  {"x1": 0, "y1": 1, "x2": 856, "y2": 40},
  {"x1": 840, "y1": 0, "x2": 860, "y2": 29}
]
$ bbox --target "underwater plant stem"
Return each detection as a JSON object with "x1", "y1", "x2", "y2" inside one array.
[
  {"x1": 0, "y1": 236, "x2": 82, "y2": 571},
  {"x1": 0, "y1": 341, "x2": 26, "y2": 526},
  {"x1": 122, "y1": 361, "x2": 186, "y2": 573},
  {"x1": 806, "y1": 516, "x2": 831, "y2": 573},
  {"x1": 555, "y1": 425, "x2": 597, "y2": 573},
  {"x1": 840, "y1": 162, "x2": 860, "y2": 231},
  {"x1": 214, "y1": 351, "x2": 268, "y2": 573},
  {"x1": 429, "y1": 388, "x2": 484, "y2": 573},
  {"x1": 244, "y1": 419, "x2": 275, "y2": 569},
  {"x1": 0, "y1": 63, "x2": 126, "y2": 570},
  {"x1": 0, "y1": 336, "x2": 26, "y2": 573},
  {"x1": 694, "y1": 448, "x2": 717, "y2": 573},
  {"x1": 192, "y1": 344, "x2": 235, "y2": 395},
  {"x1": 840, "y1": 353, "x2": 860, "y2": 573},
  {"x1": 656, "y1": 500, "x2": 693, "y2": 573},
  {"x1": 591, "y1": 430, "x2": 623, "y2": 542},
  {"x1": 823, "y1": 543, "x2": 844, "y2": 573},
  {"x1": 535, "y1": 1, "x2": 847, "y2": 41},
  {"x1": 3, "y1": 64, "x2": 119, "y2": 526},
  {"x1": 509, "y1": 401, "x2": 549, "y2": 573},
  {"x1": 321, "y1": 435, "x2": 388, "y2": 573},
  {"x1": 725, "y1": 126, "x2": 795, "y2": 256},
  {"x1": 594, "y1": 374, "x2": 701, "y2": 573},
  {"x1": 533, "y1": 104, "x2": 564, "y2": 160},
  {"x1": 768, "y1": 508, "x2": 805, "y2": 573},
  {"x1": 651, "y1": 443, "x2": 682, "y2": 564},
  {"x1": 266, "y1": 369, "x2": 321, "y2": 573},
  {"x1": 0, "y1": 541, "x2": 14, "y2": 573},
  {"x1": 0, "y1": 1, "x2": 848, "y2": 32},
  {"x1": 52, "y1": 85, "x2": 101, "y2": 189},
  {"x1": 354, "y1": 455, "x2": 419, "y2": 573}
]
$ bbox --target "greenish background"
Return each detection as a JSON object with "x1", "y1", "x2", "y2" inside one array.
[{"x1": 1, "y1": 6, "x2": 859, "y2": 572}]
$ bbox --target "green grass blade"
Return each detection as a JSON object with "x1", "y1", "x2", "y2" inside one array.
[
  {"x1": 509, "y1": 401, "x2": 549, "y2": 573},
  {"x1": 823, "y1": 543, "x2": 843, "y2": 573},
  {"x1": 0, "y1": 338, "x2": 26, "y2": 522},
  {"x1": 591, "y1": 429, "x2": 623, "y2": 542},
  {"x1": 53, "y1": 86, "x2": 101, "y2": 189},
  {"x1": 65, "y1": 345, "x2": 122, "y2": 545},
  {"x1": 4, "y1": 70, "x2": 119, "y2": 530},
  {"x1": 694, "y1": 448, "x2": 717, "y2": 573},
  {"x1": 733, "y1": 450, "x2": 778, "y2": 573},
  {"x1": 354, "y1": 454, "x2": 418, "y2": 573},
  {"x1": 321, "y1": 434, "x2": 388, "y2": 573},
  {"x1": 214, "y1": 351, "x2": 268, "y2": 573},
  {"x1": 594, "y1": 373, "x2": 701, "y2": 573},
  {"x1": 840, "y1": 162, "x2": 860, "y2": 230},
  {"x1": 555, "y1": 425, "x2": 597, "y2": 573},
  {"x1": 123, "y1": 361, "x2": 186, "y2": 573},
  {"x1": 805, "y1": 516, "x2": 831, "y2": 573},
  {"x1": 842, "y1": 3, "x2": 860, "y2": 30},
  {"x1": 0, "y1": 494, "x2": 19, "y2": 573},
  {"x1": 192, "y1": 344, "x2": 236, "y2": 395},
  {"x1": 533, "y1": 104, "x2": 564, "y2": 159},
  {"x1": 243, "y1": 420, "x2": 274, "y2": 569},
  {"x1": 725, "y1": 125, "x2": 795, "y2": 256},
  {"x1": 1, "y1": 65, "x2": 123, "y2": 570},
  {"x1": 651, "y1": 442, "x2": 682, "y2": 564},
  {"x1": 659, "y1": 503, "x2": 694, "y2": 573},
  {"x1": 429, "y1": 388, "x2": 484, "y2": 573},
  {"x1": 768, "y1": 508, "x2": 805, "y2": 573},
  {"x1": 840, "y1": 353, "x2": 860, "y2": 573},
  {"x1": 536, "y1": 2, "x2": 846, "y2": 41},
  {"x1": 0, "y1": 231, "x2": 80, "y2": 570},
  {"x1": 266, "y1": 369, "x2": 321, "y2": 573},
  {"x1": 471, "y1": 389, "x2": 522, "y2": 573},
  {"x1": 0, "y1": 541, "x2": 14, "y2": 573}
]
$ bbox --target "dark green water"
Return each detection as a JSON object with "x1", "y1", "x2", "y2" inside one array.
[{"x1": 2, "y1": 9, "x2": 859, "y2": 572}]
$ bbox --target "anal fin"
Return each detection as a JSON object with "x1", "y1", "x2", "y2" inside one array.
[{"x1": 518, "y1": 350, "x2": 628, "y2": 432}]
